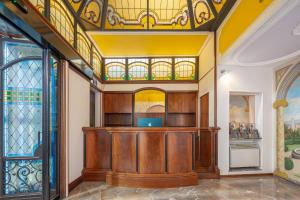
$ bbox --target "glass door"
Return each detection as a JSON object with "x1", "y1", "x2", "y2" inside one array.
[
  {"x1": 49, "y1": 55, "x2": 59, "y2": 200},
  {"x1": 0, "y1": 39, "x2": 44, "y2": 199},
  {"x1": 0, "y1": 15, "x2": 60, "y2": 200}
]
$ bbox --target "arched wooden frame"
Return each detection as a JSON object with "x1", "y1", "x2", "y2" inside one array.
[{"x1": 133, "y1": 88, "x2": 167, "y2": 127}]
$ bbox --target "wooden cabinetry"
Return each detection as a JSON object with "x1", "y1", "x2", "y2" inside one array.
[
  {"x1": 103, "y1": 91, "x2": 197, "y2": 128},
  {"x1": 103, "y1": 93, "x2": 133, "y2": 127},
  {"x1": 167, "y1": 92, "x2": 197, "y2": 127}
]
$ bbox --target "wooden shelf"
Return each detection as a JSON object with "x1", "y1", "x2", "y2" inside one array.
[
  {"x1": 104, "y1": 113, "x2": 132, "y2": 127},
  {"x1": 167, "y1": 113, "x2": 196, "y2": 127}
]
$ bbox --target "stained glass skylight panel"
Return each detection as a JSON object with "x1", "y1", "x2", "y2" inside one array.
[
  {"x1": 148, "y1": 0, "x2": 191, "y2": 30},
  {"x1": 192, "y1": 0, "x2": 215, "y2": 28},
  {"x1": 80, "y1": 0, "x2": 104, "y2": 28},
  {"x1": 105, "y1": 0, "x2": 148, "y2": 30}
]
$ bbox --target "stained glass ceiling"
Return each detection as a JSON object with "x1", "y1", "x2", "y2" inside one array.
[{"x1": 67, "y1": 0, "x2": 236, "y2": 31}]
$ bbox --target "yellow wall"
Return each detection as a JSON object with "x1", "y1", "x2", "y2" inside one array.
[
  {"x1": 89, "y1": 33, "x2": 208, "y2": 57},
  {"x1": 218, "y1": 0, "x2": 273, "y2": 55}
]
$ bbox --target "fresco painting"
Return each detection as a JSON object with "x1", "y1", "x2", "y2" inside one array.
[{"x1": 284, "y1": 76, "x2": 300, "y2": 182}]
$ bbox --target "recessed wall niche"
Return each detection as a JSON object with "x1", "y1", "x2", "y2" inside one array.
[{"x1": 229, "y1": 93, "x2": 261, "y2": 170}]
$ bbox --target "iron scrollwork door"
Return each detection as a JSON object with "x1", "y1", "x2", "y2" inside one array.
[{"x1": 0, "y1": 40, "x2": 44, "y2": 199}]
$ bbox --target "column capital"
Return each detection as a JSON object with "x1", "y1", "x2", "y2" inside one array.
[{"x1": 273, "y1": 99, "x2": 288, "y2": 109}]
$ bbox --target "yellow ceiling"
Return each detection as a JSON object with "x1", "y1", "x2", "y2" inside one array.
[
  {"x1": 218, "y1": 0, "x2": 274, "y2": 55},
  {"x1": 89, "y1": 33, "x2": 209, "y2": 57}
]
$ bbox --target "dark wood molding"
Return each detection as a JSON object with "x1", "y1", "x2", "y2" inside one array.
[
  {"x1": 102, "y1": 80, "x2": 199, "y2": 84},
  {"x1": 68, "y1": 176, "x2": 83, "y2": 193},
  {"x1": 59, "y1": 60, "x2": 68, "y2": 198},
  {"x1": 133, "y1": 87, "x2": 166, "y2": 94},
  {"x1": 106, "y1": 172, "x2": 198, "y2": 188}
]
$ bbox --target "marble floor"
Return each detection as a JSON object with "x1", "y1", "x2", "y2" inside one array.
[{"x1": 66, "y1": 176, "x2": 300, "y2": 200}]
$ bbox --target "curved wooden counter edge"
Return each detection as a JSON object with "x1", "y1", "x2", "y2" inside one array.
[{"x1": 106, "y1": 172, "x2": 198, "y2": 188}]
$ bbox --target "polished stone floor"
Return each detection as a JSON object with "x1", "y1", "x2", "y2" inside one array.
[{"x1": 66, "y1": 176, "x2": 300, "y2": 200}]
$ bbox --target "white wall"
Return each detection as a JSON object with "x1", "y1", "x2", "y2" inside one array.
[
  {"x1": 68, "y1": 68, "x2": 90, "y2": 183},
  {"x1": 199, "y1": 35, "x2": 215, "y2": 127},
  {"x1": 217, "y1": 66, "x2": 274, "y2": 175}
]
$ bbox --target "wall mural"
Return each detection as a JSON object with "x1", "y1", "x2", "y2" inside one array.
[{"x1": 284, "y1": 76, "x2": 300, "y2": 183}]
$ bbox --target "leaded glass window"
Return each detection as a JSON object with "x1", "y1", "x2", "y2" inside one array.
[
  {"x1": 128, "y1": 58, "x2": 149, "y2": 80},
  {"x1": 4, "y1": 41, "x2": 42, "y2": 64},
  {"x1": 28, "y1": 0, "x2": 45, "y2": 14},
  {"x1": 50, "y1": 0, "x2": 75, "y2": 46},
  {"x1": 104, "y1": 58, "x2": 126, "y2": 80},
  {"x1": 77, "y1": 24, "x2": 91, "y2": 64},
  {"x1": 93, "y1": 49, "x2": 102, "y2": 78},
  {"x1": 151, "y1": 58, "x2": 172, "y2": 80},
  {"x1": 2, "y1": 41, "x2": 43, "y2": 195},
  {"x1": 174, "y1": 58, "x2": 196, "y2": 80}
]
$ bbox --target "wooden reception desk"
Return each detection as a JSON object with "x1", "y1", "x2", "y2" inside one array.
[{"x1": 82, "y1": 127, "x2": 219, "y2": 188}]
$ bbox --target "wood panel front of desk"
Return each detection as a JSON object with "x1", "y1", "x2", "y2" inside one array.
[
  {"x1": 106, "y1": 128, "x2": 197, "y2": 188},
  {"x1": 82, "y1": 127, "x2": 220, "y2": 187}
]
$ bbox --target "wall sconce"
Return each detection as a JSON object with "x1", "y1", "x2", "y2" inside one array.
[{"x1": 220, "y1": 69, "x2": 230, "y2": 77}]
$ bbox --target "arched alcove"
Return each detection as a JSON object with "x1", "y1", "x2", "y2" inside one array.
[
  {"x1": 134, "y1": 88, "x2": 166, "y2": 127},
  {"x1": 275, "y1": 62, "x2": 300, "y2": 183}
]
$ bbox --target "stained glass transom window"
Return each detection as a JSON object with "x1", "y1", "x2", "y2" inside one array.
[
  {"x1": 4, "y1": 41, "x2": 42, "y2": 65},
  {"x1": 77, "y1": 25, "x2": 91, "y2": 64},
  {"x1": 104, "y1": 58, "x2": 126, "y2": 80},
  {"x1": 174, "y1": 58, "x2": 196, "y2": 80},
  {"x1": 151, "y1": 58, "x2": 172, "y2": 80},
  {"x1": 50, "y1": 0, "x2": 75, "y2": 46},
  {"x1": 128, "y1": 58, "x2": 149, "y2": 80}
]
